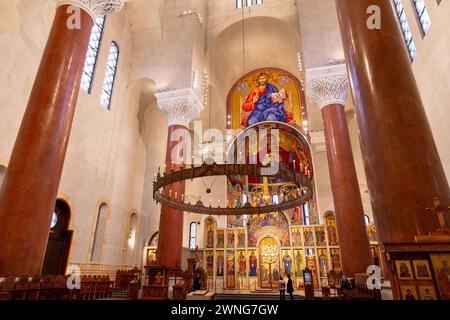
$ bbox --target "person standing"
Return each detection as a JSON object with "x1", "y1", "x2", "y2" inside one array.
[
  {"x1": 286, "y1": 274, "x2": 294, "y2": 300},
  {"x1": 278, "y1": 276, "x2": 286, "y2": 300}
]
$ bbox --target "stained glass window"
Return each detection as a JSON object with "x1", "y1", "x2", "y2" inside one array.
[
  {"x1": 412, "y1": 0, "x2": 431, "y2": 35},
  {"x1": 272, "y1": 194, "x2": 279, "y2": 205},
  {"x1": 189, "y1": 222, "x2": 197, "y2": 250},
  {"x1": 81, "y1": 16, "x2": 105, "y2": 93},
  {"x1": 50, "y1": 212, "x2": 58, "y2": 229},
  {"x1": 100, "y1": 42, "x2": 119, "y2": 109}
]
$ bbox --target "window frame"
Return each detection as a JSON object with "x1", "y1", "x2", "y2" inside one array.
[
  {"x1": 189, "y1": 222, "x2": 197, "y2": 250},
  {"x1": 410, "y1": 0, "x2": 431, "y2": 37},
  {"x1": 100, "y1": 41, "x2": 120, "y2": 110},
  {"x1": 81, "y1": 16, "x2": 106, "y2": 94},
  {"x1": 364, "y1": 215, "x2": 371, "y2": 226},
  {"x1": 392, "y1": 0, "x2": 417, "y2": 61}
]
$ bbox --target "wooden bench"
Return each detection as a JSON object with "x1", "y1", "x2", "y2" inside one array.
[{"x1": 0, "y1": 276, "x2": 15, "y2": 300}]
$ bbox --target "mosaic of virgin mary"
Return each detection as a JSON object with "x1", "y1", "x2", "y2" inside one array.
[{"x1": 241, "y1": 72, "x2": 293, "y2": 127}]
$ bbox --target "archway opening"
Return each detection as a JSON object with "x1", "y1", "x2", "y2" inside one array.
[{"x1": 42, "y1": 199, "x2": 73, "y2": 275}]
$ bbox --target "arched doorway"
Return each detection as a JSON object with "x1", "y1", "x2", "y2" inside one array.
[
  {"x1": 258, "y1": 237, "x2": 280, "y2": 289},
  {"x1": 142, "y1": 231, "x2": 158, "y2": 269},
  {"x1": 42, "y1": 199, "x2": 73, "y2": 275}
]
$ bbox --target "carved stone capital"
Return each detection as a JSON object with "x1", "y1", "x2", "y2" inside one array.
[
  {"x1": 58, "y1": 0, "x2": 125, "y2": 20},
  {"x1": 306, "y1": 64, "x2": 349, "y2": 109},
  {"x1": 155, "y1": 88, "x2": 204, "y2": 127}
]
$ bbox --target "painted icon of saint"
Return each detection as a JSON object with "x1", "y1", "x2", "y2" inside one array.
[
  {"x1": 249, "y1": 252, "x2": 258, "y2": 276},
  {"x1": 283, "y1": 253, "x2": 292, "y2": 275},
  {"x1": 207, "y1": 225, "x2": 214, "y2": 248},
  {"x1": 295, "y1": 251, "x2": 303, "y2": 277},
  {"x1": 217, "y1": 254, "x2": 224, "y2": 276},
  {"x1": 327, "y1": 222, "x2": 338, "y2": 245},
  {"x1": 238, "y1": 252, "x2": 246, "y2": 277}
]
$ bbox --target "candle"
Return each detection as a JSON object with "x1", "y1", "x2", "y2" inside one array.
[
  {"x1": 307, "y1": 169, "x2": 311, "y2": 178},
  {"x1": 175, "y1": 192, "x2": 178, "y2": 200},
  {"x1": 169, "y1": 189, "x2": 172, "y2": 197},
  {"x1": 293, "y1": 160, "x2": 296, "y2": 170},
  {"x1": 181, "y1": 194, "x2": 184, "y2": 202}
]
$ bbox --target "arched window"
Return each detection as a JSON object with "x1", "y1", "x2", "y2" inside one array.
[
  {"x1": 236, "y1": 0, "x2": 262, "y2": 9},
  {"x1": 91, "y1": 203, "x2": 108, "y2": 262},
  {"x1": 148, "y1": 231, "x2": 159, "y2": 247},
  {"x1": 189, "y1": 222, "x2": 197, "y2": 250},
  {"x1": 125, "y1": 213, "x2": 138, "y2": 265},
  {"x1": 81, "y1": 16, "x2": 106, "y2": 93},
  {"x1": 272, "y1": 194, "x2": 279, "y2": 205},
  {"x1": 364, "y1": 214, "x2": 371, "y2": 226},
  {"x1": 411, "y1": 0, "x2": 431, "y2": 35},
  {"x1": 393, "y1": 0, "x2": 417, "y2": 60},
  {"x1": 302, "y1": 202, "x2": 310, "y2": 225},
  {"x1": 242, "y1": 194, "x2": 248, "y2": 205},
  {"x1": 0, "y1": 165, "x2": 6, "y2": 187},
  {"x1": 100, "y1": 42, "x2": 119, "y2": 109}
]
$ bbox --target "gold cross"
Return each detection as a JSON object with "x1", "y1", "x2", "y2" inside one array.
[
  {"x1": 155, "y1": 272, "x2": 164, "y2": 285},
  {"x1": 426, "y1": 197, "x2": 450, "y2": 233}
]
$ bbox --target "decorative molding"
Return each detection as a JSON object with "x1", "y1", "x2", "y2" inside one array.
[
  {"x1": 306, "y1": 64, "x2": 349, "y2": 109},
  {"x1": 58, "y1": 0, "x2": 125, "y2": 20},
  {"x1": 309, "y1": 130, "x2": 326, "y2": 153},
  {"x1": 155, "y1": 88, "x2": 204, "y2": 127}
]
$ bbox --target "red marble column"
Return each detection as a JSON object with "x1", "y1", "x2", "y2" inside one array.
[
  {"x1": 0, "y1": 5, "x2": 94, "y2": 276},
  {"x1": 322, "y1": 103, "x2": 371, "y2": 276},
  {"x1": 335, "y1": 0, "x2": 450, "y2": 243},
  {"x1": 157, "y1": 125, "x2": 188, "y2": 270},
  {"x1": 155, "y1": 88, "x2": 203, "y2": 271}
]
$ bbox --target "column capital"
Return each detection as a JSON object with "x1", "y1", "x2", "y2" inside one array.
[
  {"x1": 306, "y1": 64, "x2": 349, "y2": 109},
  {"x1": 155, "y1": 88, "x2": 204, "y2": 127},
  {"x1": 58, "y1": 0, "x2": 125, "y2": 21}
]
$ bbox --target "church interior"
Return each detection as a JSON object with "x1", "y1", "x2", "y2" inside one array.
[{"x1": 0, "y1": 0, "x2": 449, "y2": 301}]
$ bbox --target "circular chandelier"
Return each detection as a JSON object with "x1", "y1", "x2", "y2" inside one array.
[{"x1": 153, "y1": 160, "x2": 313, "y2": 215}]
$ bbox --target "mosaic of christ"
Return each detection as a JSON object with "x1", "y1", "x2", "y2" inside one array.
[{"x1": 228, "y1": 68, "x2": 305, "y2": 129}]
